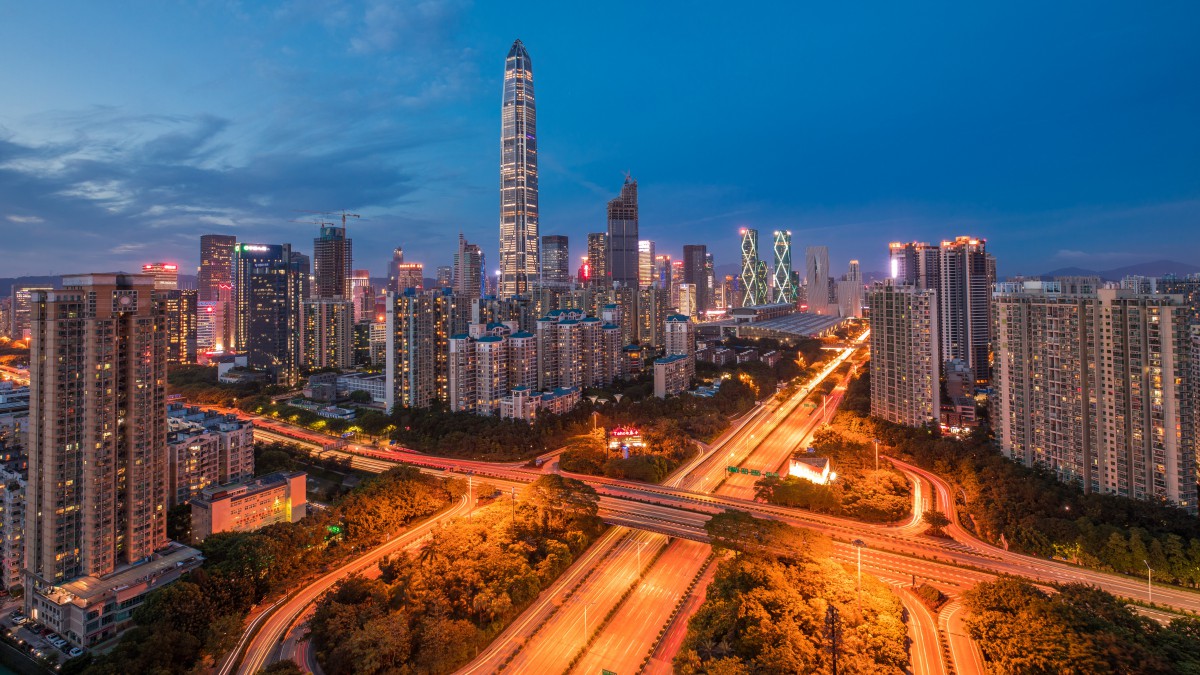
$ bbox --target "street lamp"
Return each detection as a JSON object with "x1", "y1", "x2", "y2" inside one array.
[
  {"x1": 873, "y1": 439, "x2": 880, "y2": 472},
  {"x1": 852, "y1": 539, "x2": 865, "y2": 612},
  {"x1": 1145, "y1": 560, "x2": 1153, "y2": 605},
  {"x1": 582, "y1": 601, "x2": 598, "y2": 644}
]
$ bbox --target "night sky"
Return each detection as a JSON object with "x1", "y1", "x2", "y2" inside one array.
[{"x1": 2, "y1": 2, "x2": 1198, "y2": 279}]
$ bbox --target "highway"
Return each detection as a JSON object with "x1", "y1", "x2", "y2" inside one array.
[
  {"x1": 219, "y1": 328, "x2": 1200, "y2": 673},
  {"x1": 498, "y1": 529, "x2": 669, "y2": 673},
  {"x1": 230, "y1": 495, "x2": 472, "y2": 675},
  {"x1": 570, "y1": 538, "x2": 711, "y2": 675},
  {"x1": 642, "y1": 553, "x2": 721, "y2": 675}
]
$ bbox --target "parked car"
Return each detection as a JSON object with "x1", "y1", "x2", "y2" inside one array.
[{"x1": 68, "y1": 647, "x2": 84, "y2": 658}]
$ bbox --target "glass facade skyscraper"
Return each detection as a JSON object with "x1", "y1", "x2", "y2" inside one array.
[
  {"x1": 500, "y1": 39, "x2": 538, "y2": 297},
  {"x1": 606, "y1": 176, "x2": 639, "y2": 288}
]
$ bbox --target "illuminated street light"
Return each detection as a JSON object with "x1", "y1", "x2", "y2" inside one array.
[
  {"x1": 852, "y1": 539, "x2": 865, "y2": 612},
  {"x1": 1145, "y1": 560, "x2": 1153, "y2": 605},
  {"x1": 873, "y1": 438, "x2": 880, "y2": 472}
]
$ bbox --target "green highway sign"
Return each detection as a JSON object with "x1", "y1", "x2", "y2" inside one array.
[{"x1": 726, "y1": 467, "x2": 779, "y2": 478}]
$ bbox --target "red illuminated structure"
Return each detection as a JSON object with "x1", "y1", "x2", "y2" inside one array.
[{"x1": 606, "y1": 426, "x2": 646, "y2": 458}]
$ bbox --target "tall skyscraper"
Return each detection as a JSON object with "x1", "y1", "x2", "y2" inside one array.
[
  {"x1": 587, "y1": 233, "x2": 608, "y2": 287},
  {"x1": 606, "y1": 176, "x2": 639, "y2": 288},
  {"x1": 867, "y1": 282, "x2": 940, "y2": 427},
  {"x1": 388, "y1": 247, "x2": 406, "y2": 293},
  {"x1": 395, "y1": 263, "x2": 425, "y2": 292},
  {"x1": 739, "y1": 229, "x2": 768, "y2": 306},
  {"x1": 233, "y1": 244, "x2": 304, "y2": 386},
  {"x1": 805, "y1": 246, "x2": 831, "y2": 315},
  {"x1": 638, "y1": 240, "x2": 655, "y2": 288},
  {"x1": 836, "y1": 260, "x2": 863, "y2": 318},
  {"x1": 500, "y1": 39, "x2": 539, "y2": 297},
  {"x1": 436, "y1": 265, "x2": 454, "y2": 289},
  {"x1": 25, "y1": 275, "x2": 201, "y2": 646},
  {"x1": 313, "y1": 224, "x2": 352, "y2": 299},
  {"x1": 541, "y1": 234, "x2": 570, "y2": 285},
  {"x1": 350, "y1": 269, "x2": 374, "y2": 323},
  {"x1": 992, "y1": 281, "x2": 1197, "y2": 512},
  {"x1": 682, "y1": 245, "x2": 709, "y2": 316},
  {"x1": 888, "y1": 241, "x2": 939, "y2": 289},
  {"x1": 654, "y1": 254, "x2": 672, "y2": 291},
  {"x1": 142, "y1": 262, "x2": 179, "y2": 291},
  {"x1": 198, "y1": 234, "x2": 236, "y2": 302},
  {"x1": 937, "y1": 236, "x2": 991, "y2": 382},
  {"x1": 772, "y1": 231, "x2": 797, "y2": 304},
  {"x1": 454, "y1": 234, "x2": 485, "y2": 299}
]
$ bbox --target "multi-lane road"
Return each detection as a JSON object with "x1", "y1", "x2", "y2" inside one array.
[
  {"x1": 231, "y1": 495, "x2": 473, "y2": 675},
  {"x1": 222, "y1": 328, "x2": 1200, "y2": 674}
]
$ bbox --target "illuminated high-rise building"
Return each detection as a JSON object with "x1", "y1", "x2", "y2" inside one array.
[
  {"x1": 606, "y1": 177, "x2": 639, "y2": 288},
  {"x1": 938, "y1": 236, "x2": 991, "y2": 382},
  {"x1": 888, "y1": 241, "x2": 939, "y2": 289},
  {"x1": 313, "y1": 225, "x2": 352, "y2": 299},
  {"x1": 436, "y1": 265, "x2": 454, "y2": 289},
  {"x1": 388, "y1": 248, "x2": 406, "y2": 293},
  {"x1": 25, "y1": 274, "x2": 201, "y2": 645},
  {"x1": 868, "y1": 281, "x2": 940, "y2": 427},
  {"x1": 500, "y1": 39, "x2": 539, "y2": 297},
  {"x1": 233, "y1": 244, "x2": 304, "y2": 386},
  {"x1": 142, "y1": 262, "x2": 179, "y2": 291},
  {"x1": 395, "y1": 263, "x2": 425, "y2": 292},
  {"x1": 993, "y1": 282, "x2": 1196, "y2": 511},
  {"x1": 638, "y1": 240, "x2": 655, "y2": 288},
  {"x1": 350, "y1": 269, "x2": 373, "y2": 323},
  {"x1": 654, "y1": 254, "x2": 672, "y2": 291},
  {"x1": 454, "y1": 234, "x2": 485, "y2": 299},
  {"x1": 772, "y1": 231, "x2": 797, "y2": 304},
  {"x1": 541, "y1": 234, "x2": 570, "y2": 285},
  {"x1": 805, "y1": 246, "x2": 831, "y2": 315},
  {"x1": 199, "y1": 234, "x2": 236, "y2": 302},
  {"x1": 587, "y1": 233, "x2": 608, "y2": 287},
  {"x1": 740, "y1": 229, "x2": 768, "y2": 306},
  {"x1": 682, "y1": 245, "x2": 709, "y2": 316}
]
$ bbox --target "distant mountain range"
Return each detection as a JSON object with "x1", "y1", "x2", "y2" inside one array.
[
  {"x1": 1037, "y1": 259, "x2": 1200, "y2": 282},
  {"x1": 1, "y1": 274, "x2": 199, "y2": 297}
]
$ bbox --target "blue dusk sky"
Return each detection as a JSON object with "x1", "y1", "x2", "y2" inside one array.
[{"x1": 1, "y1": 1, "x2": 1198, "y2": 279}]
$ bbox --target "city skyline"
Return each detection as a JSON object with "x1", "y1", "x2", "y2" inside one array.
[{"x1": 2, "y1": 3, "x2": 1199, "y2": 280}]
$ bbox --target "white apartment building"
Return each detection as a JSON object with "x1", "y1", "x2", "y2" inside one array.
[
  {"x1": 867, "y1": 282, "x2": 941, "y2": 427},
  {"x1": 993, "y1": 282, "x2": 1197, "y2": 512}
]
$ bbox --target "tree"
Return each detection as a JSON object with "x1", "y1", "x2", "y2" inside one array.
[
  {"x1": 348, "y1": 390, "x2": 372, "y2": 404},
  {"x1": 923, "y1": 510, "x2": 950, "y2": 535}
]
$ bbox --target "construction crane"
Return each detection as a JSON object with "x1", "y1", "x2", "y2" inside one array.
[{"x1": 294, "y1": 210, "x2": 362, "y2": 228}]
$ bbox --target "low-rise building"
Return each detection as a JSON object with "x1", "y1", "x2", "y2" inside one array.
[
  {"x1": 499, "y1": 386, "x2": 581, "y2": 422},
  {"x1": 26, "y1": 543, "x2": 202, "y2": 648},
  {"x1": 653, "y1": 354, "x2": 691, "y2": 398},
  {"x1": 337, "y1": 372, "x2": 388, "y2": 403},
  {"x1": 788, "y1": 455, "x2": 832, "y2": 485},
  {"x1": 166, "y1": 404, "x2": 255, "y2": 507},
  {"x1": 190, "y1": 471, "x2": 307, "y2": 543}
]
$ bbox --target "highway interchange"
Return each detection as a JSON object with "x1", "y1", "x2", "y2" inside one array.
[{"x1": 222, "y1": 333, "x2": 1198, "y2": 675}]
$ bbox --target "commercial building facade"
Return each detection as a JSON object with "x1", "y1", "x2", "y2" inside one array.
[
  {"x1": 191, "y1": 471, "x2": 307, "y2": 543},
  {"x1": 500, "y1": 39, "x2": 539, "y2": 297}
]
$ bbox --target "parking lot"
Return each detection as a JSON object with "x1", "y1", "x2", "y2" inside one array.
[{"x1": 2, "y1": 603, "x2": 84, "y2": 667}]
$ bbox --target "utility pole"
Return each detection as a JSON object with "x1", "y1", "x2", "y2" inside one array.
[
  {"x1": 873, "y1": 438, "x2": 880, "y2": 471},
  {"x1": 825, "y1": 604, "x2": 840, "y2": 675},
  {"x1": 511, "y1": 487, "x2": 518, "y2": 525},
  {"x1": 468, "y1": 475, "x2": 473, "y2": 519}
]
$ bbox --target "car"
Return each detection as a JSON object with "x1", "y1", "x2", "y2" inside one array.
[{"x1": 68, "y1": 647, "x2": 83, "y2": 658}]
